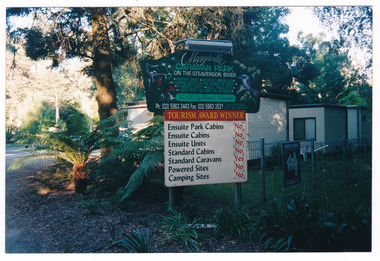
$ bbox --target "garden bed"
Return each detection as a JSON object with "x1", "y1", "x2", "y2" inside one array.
[{"x1": 5, "y1": 164, "x2": 261, "y2": 253}]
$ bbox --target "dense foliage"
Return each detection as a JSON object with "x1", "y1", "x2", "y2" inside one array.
[
  {"x1": 258, "y1": 197, "x2": 371, "y2": 251},
  {"x1": 313, "y1": 6, "x2": 372, "y2": 73},
  {"x1": 88, "y1": 115, "x2": 164, "y2": 201},
  {"x1": 6, "y1": 7, "x2": 372, "y2": 135}
]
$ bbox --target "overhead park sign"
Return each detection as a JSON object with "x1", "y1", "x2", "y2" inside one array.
[
  {"x1": 141, "y1": 50, "x2": 261, "y2": 113},
  {"x1": 164, "y1": 110, "x2": 247, "y2": 187}
]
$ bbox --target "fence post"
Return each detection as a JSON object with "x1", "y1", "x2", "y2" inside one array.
[
  {"x1": 311, "y1": 138, "x2": 315, "y2": 196},
  {"x1": 260, "y1": 137, "x2": 266, "y2": 203},
  {"x1": 343, "y1": 136, "x2": 347, "y2": 182}
]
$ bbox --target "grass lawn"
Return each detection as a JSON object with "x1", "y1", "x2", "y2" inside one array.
[{"x1": 184, "y1": 159, "x2": 371, "y2": 212}]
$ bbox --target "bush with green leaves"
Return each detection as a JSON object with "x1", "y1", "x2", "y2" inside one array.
[
  {"x1": 8, "y1": 130, "x2": 101, "y2": 193},
  {"x1": 77, "y1": 198, "x2": 111, "y2": 215},
  {"x1": 22, "y1": 100, "x2": 57, "y2": 134},
  {"x1": 90, "y1": 115, "x2": 164, "y2": 202},
  {"x1": 20, "y1": 101, "x2": 92, "y2": 136},
  {"x1": 317, "y1": 206, "x2": 371, "y2": 251},
  {"x1": 160, "y1": 206, "x2": 208, "y2": 252},
  {"x1": 266, "y1": 142, "x2": 283, "y2": 168},
  {"x1": 94, "y1": 222, "x2": 150, "y2": 253},
  {"x1": 213, "y1": 207, "x2": 253, "y2": 241},
  {"x1": 258, "y1": 196, "x2": 371, "y2": 251},
  {"x1": 59, "y1": 103, "x2": 94, "y2": 138}
]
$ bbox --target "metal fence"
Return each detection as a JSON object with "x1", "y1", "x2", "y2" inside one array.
[{"x1": 242, "y1": 137, "x2": 372, "y2": 205}]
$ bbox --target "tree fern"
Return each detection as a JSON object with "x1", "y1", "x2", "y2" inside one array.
[
  {"x1": 7, "y1": 130, "x2": 101, "y2": 193},
  {"x1": 96, "y1": 116, "x2": 164, "y2": 201},
  {"x1": 118, "y1": 150, "x2": 164, "y2": 201}
]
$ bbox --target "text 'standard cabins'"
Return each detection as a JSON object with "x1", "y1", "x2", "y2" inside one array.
[{"x1": 141, "y1": 50, "x2": 261, "y2": 113}]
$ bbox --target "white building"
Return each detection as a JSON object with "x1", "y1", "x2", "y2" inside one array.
[
  {"x1": 125, "y1": 101, "x2": 154, "y2": 132},
  {"x1": 289, "y1": 104, "x2": 372, "y2": 154},
  {"x1": 126, "y1": 93, "x2": 289, "y2": 143},
  {"x1": 246, "y1": 93, "x2": 288, "y2": 143}
]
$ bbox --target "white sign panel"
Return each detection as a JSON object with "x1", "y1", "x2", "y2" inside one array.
[{"x1": 164, "y1": 110, "x2": 247, "y2": 187}]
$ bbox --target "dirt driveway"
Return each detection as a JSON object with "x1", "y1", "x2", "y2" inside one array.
[{"x1": 5, "y1": 146, "x2": 39, "y2": 253}]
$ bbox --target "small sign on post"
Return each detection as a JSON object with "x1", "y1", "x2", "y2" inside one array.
[
  {"x1": 282, "y1": 141, "x2": 301, "y2": 187},
  {"x1": 164, "y1": 110, "x2": 248, "y2": 187}
]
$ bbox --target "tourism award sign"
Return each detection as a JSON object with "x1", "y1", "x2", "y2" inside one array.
[
  {"x1": 164, "y1": 110, "x2": 248, "y2": 187},
  {"x1": 141, "y1": 50, "x2": 261, "y2": 113}
]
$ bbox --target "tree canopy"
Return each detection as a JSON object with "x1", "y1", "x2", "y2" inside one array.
[
  {"x1": 313, "y1": 6, "x2": 372, "y2": 76},
  {"x1": 6, "y1": 6, "x2": 372, "y2": 133}
]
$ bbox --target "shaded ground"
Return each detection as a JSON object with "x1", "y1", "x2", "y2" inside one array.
[{"x1": 5, "y1": 163, "x2": 260, "y2": 253}]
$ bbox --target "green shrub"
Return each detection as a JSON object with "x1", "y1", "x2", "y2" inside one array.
[
  {"x1": 116, "y1": 230, "x2": 150, "y2": 253},
  {"x1": 77, "y1": 198, "x2": 111, "y2": 215},
  {"x1": 94, "y1": 222, "x2": 150, "y2": 253},
  {"x1": 266, "y1": 142, "x2": 282, "y2": 168},
  {"x1": 213, "y1": 207, "x2": 253, "y2": 241},
  {"x1": 160, "y1": 206, "x2": 207, "y2": 252},
  {"x1": 88, "y1": 116, "x2": 164, "y2": 202},
  {"x1": 317, "y1": 207, "x2": 371, "y2": 251},
  {"x1": 259, "y1": 197, "x2": 372, "y2": 251}
]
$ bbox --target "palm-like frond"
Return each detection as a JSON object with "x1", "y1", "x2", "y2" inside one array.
[
  {"x1": 8, "y1": 130, "x2": 100, "y2": 171},
  {"x1": 99, "y1": 116, "x2": 165, "y2": 201},
  {"x1": 118, "y1": 150, "x2": 164, "y2": 201},
  {"x1": 7, "y1": 150, "x2": 59, "y2": 171}
]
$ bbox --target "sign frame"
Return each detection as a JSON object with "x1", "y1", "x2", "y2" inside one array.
[{"x1": 164, "y1": 109, "x2": 248, "y2": 187}]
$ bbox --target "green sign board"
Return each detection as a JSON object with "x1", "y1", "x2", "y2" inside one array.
[{"x1": 141, "y1": 50, "x2": 261, "y2": 113}]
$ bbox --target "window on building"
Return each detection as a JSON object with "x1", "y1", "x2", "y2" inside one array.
[{"x1": 294, "y1": 118, "x2": 316, "y2": 140}]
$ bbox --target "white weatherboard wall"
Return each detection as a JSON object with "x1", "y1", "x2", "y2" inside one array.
[
  {"x1": 289, "y1": 107, "x2": 325, "y2": 143},
  {"x1": 347, "y1": 107, "x2": 359, "y2": 140},
  {"x1": 246, "y1": 97, "x2": 287, "y2": 142},
  {"x1": 127, "y1": 106, "x2": 154, "y2": 132}
]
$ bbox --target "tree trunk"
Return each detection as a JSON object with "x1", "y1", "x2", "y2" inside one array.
[
  {"x1": 72, "y1": 163, "x2": 88, "y2": 194},
  {"x1": 90, "y1": 8, "x2": 118, "y2": 121}
]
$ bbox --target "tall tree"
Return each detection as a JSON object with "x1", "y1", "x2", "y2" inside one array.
[
  {"x1": 7, "y1": 7, "x2": 322, "y2": 119},
  {"x1": 6, "y1": 7, "x2": 135, "y2": 121},
  {"x1": 235, "y1": 7, "x2": 319, "y2": 94},
  {"x1": 89, "y1": 8, "x2": 118, "y2": 120},
  {"x1": 5, "y1": 43, "x2": 96, "y2": 133},
  {"x1": 295, "y1": 33, "x2": 372, "y2": 106},
  {"x1": 313, "y1": 6, "x2": 372, "y2": 76},
  {"x1": 126, "y1": 7, "x2": 318, "y2": 94}
]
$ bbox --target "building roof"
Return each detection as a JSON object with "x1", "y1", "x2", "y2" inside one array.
[
  {"x1": 261, "y1": 92, "x2": 289, "y2": 100},
  {"x1": 289, "y1": 104, "x2": 371, "y2": 110}
]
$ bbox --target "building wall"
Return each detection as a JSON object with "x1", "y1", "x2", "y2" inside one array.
[
  {"x1": 325, "y1": 106, "x2": 347, "y2": 141},
  {"x1": 361, "y1": 108, "x2": 372, "y2": 139},
  {"x1": 246, "y1": 97, "x2": 288, "y2": 142},
  {"x1": 347, "y1": 107, "x2": 359, "y2": 140},
  {"x1": 127, "y1": 105, "x2": 154, "y2": 132},
  {"x1": 289, "y1": 107, "x2": 325, "y2": 142}
]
